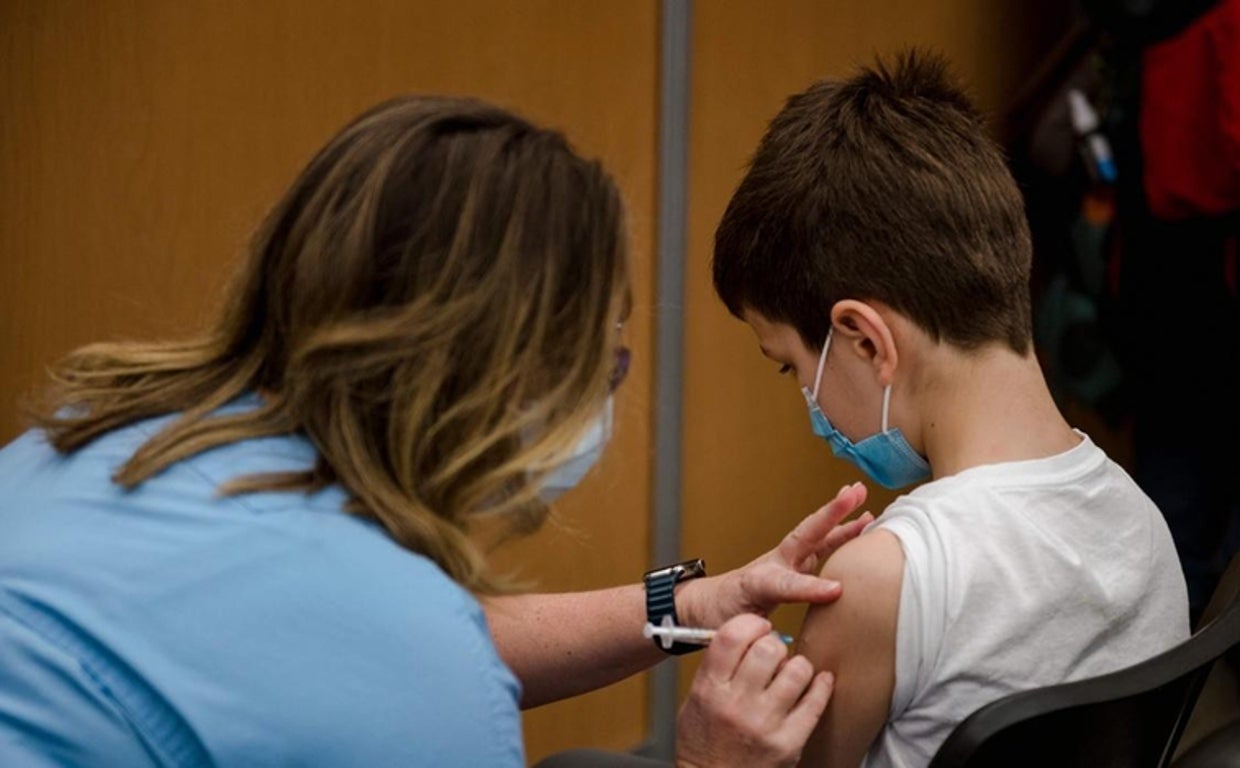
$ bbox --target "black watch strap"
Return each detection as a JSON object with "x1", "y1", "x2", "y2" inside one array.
[{"x1": 643, "y1": 558, "x2": 706, "y2": 655}]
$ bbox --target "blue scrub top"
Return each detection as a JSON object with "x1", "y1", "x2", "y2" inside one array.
[{"x1": 0, "y1": 396, "x2": 524, "y2": 767}]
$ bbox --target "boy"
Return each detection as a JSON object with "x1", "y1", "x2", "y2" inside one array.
[{"x1": 712, "y1": 50, "x2": 1190, "y2": 767}]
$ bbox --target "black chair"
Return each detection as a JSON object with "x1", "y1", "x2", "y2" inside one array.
[
  {"x1": 1196, "y1": 545, "x2": 1240, "y2": 631},
  {"x1": 1170, "y1": 546, "x2": 1240, "y2": 768},
  {"x1": 927, "y1": 599, "x2": 1240, "y2": 768}
]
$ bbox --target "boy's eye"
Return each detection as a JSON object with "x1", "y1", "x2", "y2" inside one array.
[{"x1": 779, "y1": 364, "x2": 792, "y2": 376}]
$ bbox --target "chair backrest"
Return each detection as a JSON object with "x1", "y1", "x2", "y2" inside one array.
[
  {"x1": 1196, "y1": 545, "x2": 1240, "y2": 631},
  {"x1": 927, "y1": 600, "x2": 1240, "y2": 768},
  {"x1": 1171, "y1": 545, "x2": 1240, "y2": 763}
]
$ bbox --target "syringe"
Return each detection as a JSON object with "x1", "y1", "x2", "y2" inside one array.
[{"x1": 642, "y1": 618, "x2": 795, "y2": 650}]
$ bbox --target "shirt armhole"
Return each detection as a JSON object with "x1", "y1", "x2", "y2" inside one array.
[{"x1": 877, "y1": 517, "x2": 941, "y2": 720}]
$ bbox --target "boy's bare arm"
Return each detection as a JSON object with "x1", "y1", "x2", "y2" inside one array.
[{"x1": 794, "y1": 529, "x2": 903, "y2": 767}]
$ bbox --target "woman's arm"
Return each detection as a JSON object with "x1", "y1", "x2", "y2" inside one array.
[
  {"x1": 483, "y1": 483, "x2": 872, "y2": 708},
  {"x1": 482, "y1": 584, "x2": 658, "y2": 708},
  {"x1": 794, "y1": 529, "x2": 903, "y2": 767}
]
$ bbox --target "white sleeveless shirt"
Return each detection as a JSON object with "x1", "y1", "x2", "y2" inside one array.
[{"x1": 863, "y1": 432, "x2": 1189, "y2": 768}]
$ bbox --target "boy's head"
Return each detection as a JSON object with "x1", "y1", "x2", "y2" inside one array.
[{"x1": 713, "y1": 49, "x2": 1033, "y2": 358}]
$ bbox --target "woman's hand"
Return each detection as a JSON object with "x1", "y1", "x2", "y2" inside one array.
[
  {"x1": 483, "y1": 483, "x2": 871, "y2": 709},
  {"x1": 675, "y1": 614, "x2": 835, "y2": 768},
  {"x1": 678, "y1": 482, "x2": 871, "y2": 628}
]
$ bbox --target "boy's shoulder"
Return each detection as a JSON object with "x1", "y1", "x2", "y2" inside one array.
[
  {"x1": 809, "y1": 527, "x2": 905, "y2": 647},
  {"x1": 796, "y1": 527, "x2": 905, "y2": 765}
]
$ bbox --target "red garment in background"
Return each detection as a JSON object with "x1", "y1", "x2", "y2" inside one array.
[{"x1": 1140, "y1": 0, "x2": 1240, "y2": 219}]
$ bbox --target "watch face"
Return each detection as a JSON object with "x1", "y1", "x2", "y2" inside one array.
[
  {"x1": 678, "y1": 558, "x2": 706, "y2": 579},
  {"x1": 645, "y1": 558, "x2": 706, "y2": 582}
]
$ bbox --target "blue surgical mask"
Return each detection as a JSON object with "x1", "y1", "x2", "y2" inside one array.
[
  {"x1": 802, "y1": 330, "x2": 930, "y2": 490},
  {"x1": 538, "y1": 397, "x2": 614, "y2": 502}
]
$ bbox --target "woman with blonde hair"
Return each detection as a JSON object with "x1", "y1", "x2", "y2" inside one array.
[{"x1": 0, "y1": 95, "x2": 866, "y2": 767}]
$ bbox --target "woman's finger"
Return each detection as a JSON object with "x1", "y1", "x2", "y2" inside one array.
[
  {"x1": 763, "y1": 653, "x2": 816, "y2": 706},
  {"x1": 697, "y1": 614, "x2": 774, "y2": 684},
  {"x1": 821, "y1": 511, "x2": 874, "y2": 553},
  {"x1": 778, "y1": 483, "x2": 867, "y2": 566},
  {"x1": 779, "y1": 670, "x2": 835, "y2": 742},
  {"x1": 731, "y1": 633, "x2": 789, "y2": 691}
]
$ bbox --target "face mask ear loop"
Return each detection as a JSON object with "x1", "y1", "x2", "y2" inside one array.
[
  {"x1": 812, "y1": 330, "x2": 833, "y2": 400},
  {"x1": 881, "y1": 384, "x2": 893, "y2": 433}
]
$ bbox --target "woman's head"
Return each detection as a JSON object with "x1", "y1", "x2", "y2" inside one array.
[{"x1": 39, "y1": 95, "x2": 631, "y2": 592}]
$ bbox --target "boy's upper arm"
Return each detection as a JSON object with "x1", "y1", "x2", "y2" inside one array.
[{"x1": 794, "y1": 528, "x2": 904, "y2": 768}]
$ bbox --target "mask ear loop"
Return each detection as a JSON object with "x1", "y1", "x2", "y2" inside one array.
[
  {"x1": 881, "y1": 385, "x2": 893, "y2": 433},
  {"x1": 812, "y1": 329, "x2": 833, "y2": 400}
]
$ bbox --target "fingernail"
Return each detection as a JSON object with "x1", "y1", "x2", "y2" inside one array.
[
  {"x1": 839, "y1": 485, "x2": 849, "y2": 494},
  {"x1": 823, "y1": 580, "x2": 841, "y2": 590}
]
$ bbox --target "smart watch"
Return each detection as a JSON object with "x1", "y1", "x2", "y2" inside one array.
[{"x1": 643, "y1": 558, "x2": 707, "y2": 655}]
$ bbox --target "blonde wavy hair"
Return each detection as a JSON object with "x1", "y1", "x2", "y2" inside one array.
[{"x1": 33, "y1": 95, "x2": 630, "y2": 594}]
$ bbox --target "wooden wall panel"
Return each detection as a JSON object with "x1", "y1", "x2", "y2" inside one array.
[
  {"x1": 680, "y1": 0, "x2": 1076, "y2": 692},
  {"x1": 0, "y1": 1, "x2": 657, "y2": 762}
]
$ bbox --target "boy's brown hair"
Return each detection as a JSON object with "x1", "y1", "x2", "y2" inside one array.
[{"x1": 713, "y1": 48, "x2": 1034, "y2": 354}]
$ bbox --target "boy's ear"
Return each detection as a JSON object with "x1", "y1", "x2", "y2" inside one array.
[{"x1": 830, "y1": 300, "x2": 897, "y2": 386}]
